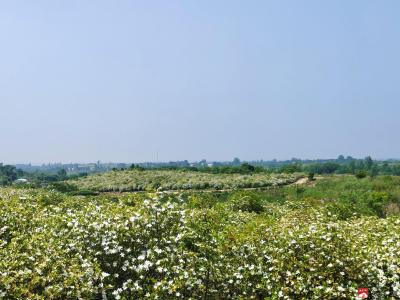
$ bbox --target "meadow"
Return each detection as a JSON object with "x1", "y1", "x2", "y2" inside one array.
[{"x1": 1, "y1": 174, "x2": 399, "y2": 299}]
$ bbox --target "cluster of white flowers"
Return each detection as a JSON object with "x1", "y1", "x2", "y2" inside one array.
[
  {"x1": 68, "y1": 169, "x2": 300, "y2": 192},
  {"x1": 0, "y1": 187, "x2": 399, "y2": 299}
]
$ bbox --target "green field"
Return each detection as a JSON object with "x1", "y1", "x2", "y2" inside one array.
[{"x1": 1, "y1": 174, "x2": 399, "y2": 299}]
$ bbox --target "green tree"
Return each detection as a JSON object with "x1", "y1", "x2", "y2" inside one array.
[
  {"x1": 308, "y1": 172, "x2": 315, "y2": 181},
  {"x1": 369, "y1": 165, "x2": 379, "y2": 179},
  {"x1": 349, "y1": 160, "x2": 356, "y2": 174},
  {"x1": 355, "y1": 170, "x2": 367, "y2": 179},
  {"x1": 240, "y1": 163, "x2": 256, "y2": 173},
  {"x1": 57, "y1": 169, "x2": 67, "y2": 180},
  {"x1": 0, "y1": 164, "x2": 18, "y2": 185},
  {"x1": 365, "y1": 156, "x2": 373, "y2": 170},
  {"x1": 232, "y1": 157, "x2": 241, "y2": 166}
]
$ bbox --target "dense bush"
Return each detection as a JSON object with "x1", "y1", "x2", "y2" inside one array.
[
  {"x1": 0, "y1": 183, "x2": 399, "y2": 299},
  {"x1": 67, "y1": 170, "x2": 301, "y2": 192},
  {"x1": 355, "y1": 171, "x2": 368, "y2": 179},
  {"x1": 228, "y1": 191, "x2": 265, "y2": 213}
]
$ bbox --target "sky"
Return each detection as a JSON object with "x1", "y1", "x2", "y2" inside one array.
[{"x1": 1, "y1": 1, "x2": 400, "y2": 164}]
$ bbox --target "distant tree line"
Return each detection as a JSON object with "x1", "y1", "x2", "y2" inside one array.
[
  {"x1": 3, "y1": 155, "x2": 400, "y2": 187},
  {"x1": 0, "y1": 163, "x2": 88, "y2": 187},
  {"x1": 128, "y1": 162, "x2": 264, "y2": 174},
  {"x1": 276, "y1": 156, "x2": 400, "y2": 178},
  {"x1": 123, "y1": 156, "x2": 400, "y2": 177},
  {"x1": 0, "y1": 164, "x2": 23, "y2": 185}
]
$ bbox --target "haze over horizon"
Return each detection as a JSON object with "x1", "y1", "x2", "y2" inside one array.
[
  {"x1": 6, "y1": 155, "x2": 400, "y2": 167},
  {"x1": 1, "y1": 1, "x2": 400, "y2": 164}
]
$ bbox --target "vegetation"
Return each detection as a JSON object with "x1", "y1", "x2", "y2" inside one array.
[
  {"x1": 118, "y1": 157, "x2": 400, "y2": 177},
  {"x1": 67, "y1": 169, "x2": 301, "y2": 193},
  {"x1": 275, "y1": 156, "x2": 400, "y2": 177},
  {"x1": 0, "y1": 163, "x2": 89, "y2": 188},
  {"x1": 0, "y1": 175, "x2": 399, "y2": 299},
  {"x1": 6, "y1": 156, "x2": 400, "y2": 190},
  {"x1": 0, "y1": 164, "x2": 22, "y2": 185}
]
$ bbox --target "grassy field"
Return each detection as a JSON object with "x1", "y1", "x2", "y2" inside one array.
[
  {"x1": 67, "y1": 169, "x2": 302, "y2": 192},
  {"x1": 1, "y1": 175, "x2": 399, "y2": 299}
]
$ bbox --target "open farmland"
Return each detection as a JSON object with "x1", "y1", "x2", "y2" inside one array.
[
  {"x1": 67, "y1": 170, "x2": 302, "y2": 192},
  {"x1": 1, "y1": 175, "x2": 399, "y2": 299}
]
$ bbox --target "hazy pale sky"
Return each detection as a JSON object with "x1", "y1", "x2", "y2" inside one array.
[{"x1": 1, "y1": 1, "x2": 400, "y2": 164}]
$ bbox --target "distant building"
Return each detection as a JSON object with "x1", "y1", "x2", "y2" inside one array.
[{"x1": 14, "y1": 178, "x2": 29, "y2": 184}]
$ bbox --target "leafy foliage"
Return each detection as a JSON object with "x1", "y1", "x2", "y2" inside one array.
[
  {"x1": 0, "y1": 164, "x2": 20, "y2": 185},
  {"x1": 68, "y1": 170, "x2": 300, "y2": 192},
  {"x1": 1, "y1": 175, "x2": 399, "y2": 299}
]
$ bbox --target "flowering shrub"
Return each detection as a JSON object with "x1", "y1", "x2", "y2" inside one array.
[
  {"x1": 67, "y1": 170, "x2": 300, "y2": 192},
  {"x1": 0, "y1": 187, "x2": 399, "y2": 299}
]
